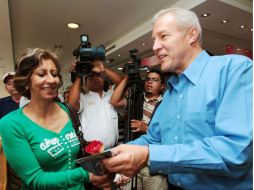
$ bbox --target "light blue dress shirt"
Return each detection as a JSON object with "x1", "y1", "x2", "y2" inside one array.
[{"x1": 130, "y1": 51, "x2": 253, "y2": 190}]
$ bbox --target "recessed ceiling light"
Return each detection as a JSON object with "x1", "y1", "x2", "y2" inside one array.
[
  {"x1": 142, "y1": 43, "x2": 146, "y2": 46},
  {"x1": 239, "y1": 25, "x2": 246, "y2": 29},
  {"x1": 118, "y1": 54, "x2": 121, "y2": 57},
  {"x1": 221, "y1": 20, "x2": 229, "y2": 24},
  {"x1": 67, "y1": 23, "x2": 80, "y2": 29},
  {"x1": 106, "y1": 59, "x2": 114, "y2": 64},
  {"x1": 201, "y1": 13, "x2": 210, "y2": 17},
  {"x1": 117, "y1": 67, "x2": 123, "y2": 70}
]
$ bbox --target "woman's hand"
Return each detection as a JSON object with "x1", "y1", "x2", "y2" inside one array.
[
  {"x1": 114, "y1": 174, "x2": 130, "y2": 186},
  {"x1": 89, "y1": 172, "x2": 113, "y2": 189}
]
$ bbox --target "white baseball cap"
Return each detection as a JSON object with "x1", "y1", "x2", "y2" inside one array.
[{"x1": 2, "y1": 72, "x2": 15, "y2": 83}]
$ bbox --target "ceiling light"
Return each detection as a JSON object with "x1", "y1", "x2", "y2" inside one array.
[
  {"x1": 201, "y1": 13, "x2": 210, "y2": 17},
  {"x1": 117, "y1": 67, "x2": 123, "y2": 70},
  {"x1": 221, "y1": 20, "x2": 229, "y2": 24},
  {"x1": 118, "y1": 54, "x2": 121, "y2": 57},
  {"x1": 67, "y1": 23, "x2": 80, "y2": 29},
  {"x1": 239, "y1": 25, "x2": 246, "y2": 29},
  {"x1": 142, "y1": 43, "x2": 146, "y2": 46}
]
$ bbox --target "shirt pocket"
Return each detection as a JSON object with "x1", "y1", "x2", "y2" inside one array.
[{"x1": 182, "y1": 111, "x2": 215, "y2": 141}]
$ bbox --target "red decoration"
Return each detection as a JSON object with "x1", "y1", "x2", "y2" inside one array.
[
  {"x1": 85, "y1": 140, "x2": 104, "y2": 155},
  {"x1": 141, "y1": 55, "x2": 160, "y2": 67},
  {"x1": 226, "y1": 45, "x2": 252, "y2": 59}
]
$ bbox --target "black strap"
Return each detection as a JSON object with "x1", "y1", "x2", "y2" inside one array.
[
  {"x1": 62, "y1": 102, "x2": 88, "y2": 157},
  {"x1": 147, "y1": 99, "x2": 162, "y2": 126}
]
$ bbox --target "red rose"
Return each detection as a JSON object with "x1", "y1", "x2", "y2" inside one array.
[{"x1": 85, "y1": 140, "x2": 104, "y2": 155}]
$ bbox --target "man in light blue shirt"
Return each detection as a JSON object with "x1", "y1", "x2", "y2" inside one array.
[{"x1": 103, "y1": 7, "x2": 252, "y2": 190}]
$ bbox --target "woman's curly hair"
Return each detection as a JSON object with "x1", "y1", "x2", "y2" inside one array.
[{"x1": 14, "y1": 48, "x2": 63, "y2": 99}]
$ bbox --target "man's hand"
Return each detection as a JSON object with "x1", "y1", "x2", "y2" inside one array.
[
  {"x1": 131, "y1": 119, "x2": 148, "y2": 133},
  {"x1": 102, "y1": 144, "x2": 149, "y2": 177},
  {"x1": 69, "y1": 61, "x2": 77, "y2": 73},
  {"x1": 89, "y1": 172, "x2": 113, "y2": 189},
  {"x1": 92, "y1": 59, "x2": 105, "y2": 73}
]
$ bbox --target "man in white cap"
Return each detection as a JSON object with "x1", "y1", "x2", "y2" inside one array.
[{"x1": 0, "y1": 71, "x2": 22, "y2": 190}]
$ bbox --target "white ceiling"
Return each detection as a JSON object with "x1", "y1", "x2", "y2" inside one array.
[{"x1": 0, "y1": 0, "x2": 252, "y2": 93}]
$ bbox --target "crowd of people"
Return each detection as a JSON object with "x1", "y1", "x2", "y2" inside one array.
[{"x1": 0, "y1": 7, "x2": 252, "y2": 190}]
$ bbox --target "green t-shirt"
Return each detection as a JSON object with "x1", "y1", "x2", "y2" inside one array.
[{"x1": 0, "y1": 102, "x2": 89, "y2": 190}]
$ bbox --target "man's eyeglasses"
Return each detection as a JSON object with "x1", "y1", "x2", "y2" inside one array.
[{"x1": 145, "y1": 77, "x2": 161, "y2": 83}]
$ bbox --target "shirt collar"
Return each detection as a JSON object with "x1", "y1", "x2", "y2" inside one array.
[
  {"x1": 144, "y1": 95, "x2": 162, "y2": 103},
  {"x1": 182, "y1": 50, "x2": 210, "y2": 85},
  {"x1": 88, "y1": 90, "x2": 106, "y2": 97},
  {"x1": 167, "y1": 50, "x2": 210, "y2": 91}
]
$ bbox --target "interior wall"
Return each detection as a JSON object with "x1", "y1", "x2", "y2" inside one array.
[{"x1": 0, "y1": 0, "x2": 14, "y2": 97}]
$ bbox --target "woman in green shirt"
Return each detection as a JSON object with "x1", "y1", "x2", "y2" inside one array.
[{"x1": 0, "y1": 48, "x2": 111, "y2": 190}]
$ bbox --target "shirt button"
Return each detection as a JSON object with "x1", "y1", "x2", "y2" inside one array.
[
  {"x1": 179, "y1": 94, "x2": 183, "y2": 98},
  {"x1": 177, "y1": 115, "x2": 180, "y2": 119},
  {"x1": 177, "y1": 182, "x2": 181, "y2": 186},
  {"x1": 69, "y1": 166, "x2": 72, "y2": 169},
  {"x1": 68, "y1": 158, "x2": 71, "y2": 161},
  {"x1": 68, "y1": 150, "x2": 71, "y2": 152},
  {"x1": 174, "y1": 136, "x2": 178, "y2": 140}
]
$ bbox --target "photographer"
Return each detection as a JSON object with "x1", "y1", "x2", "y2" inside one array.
[
  {"x1": 68, "y1": 59, "x2": 122, "y2": 149},
  {"x1": 110, "y1": 70, "x2": 168, "y2": 190}
]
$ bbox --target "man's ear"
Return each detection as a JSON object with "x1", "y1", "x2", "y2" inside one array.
[
  {"x1": 160, "y1": 84, "x2": 165, "y2": 93},
  {"x1": 187, "y1": 27, "x2": 199, "y2": 44}
]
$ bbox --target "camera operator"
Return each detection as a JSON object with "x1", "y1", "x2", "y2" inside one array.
[
  {"x1": 67, "y1": 59, "x2": 122, "y2": 149},
  {"x1": 110, "y1": 69, "x2": 168, "y2": 190}
]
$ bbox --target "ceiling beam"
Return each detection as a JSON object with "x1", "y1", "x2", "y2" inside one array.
[{"x1": 105, "y1": 0, "x2": 206, "y2": 56}]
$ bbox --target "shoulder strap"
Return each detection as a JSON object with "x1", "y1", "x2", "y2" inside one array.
[
  {"x1": 63, "y1": 102, "x2": 81, "y2": 131},
  {"x1": 62, "y1": 102, "x2": 88, "y2": 156}
]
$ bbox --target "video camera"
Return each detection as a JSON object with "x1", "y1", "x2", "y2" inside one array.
[
  {"x1": 123, "y1": 49, "x2": 141, "y2": 76},
  {"x1": 72, "y1": 34, "x2": 106, "y2": 77},
  {"x1": 123, "y1": 49, "x2": 143, "y2": 88}
]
